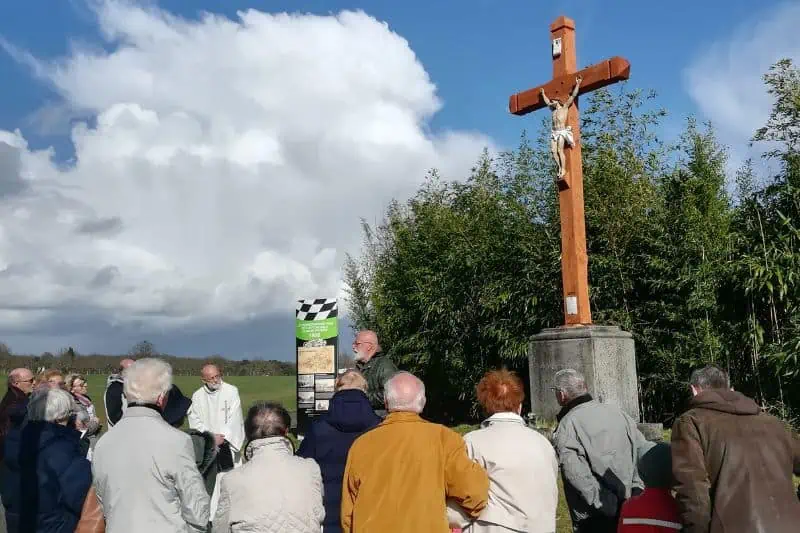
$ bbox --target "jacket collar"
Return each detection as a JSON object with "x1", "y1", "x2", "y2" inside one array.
[
  {"x1": 356, "y1": 352, "x2": 385, "y2": 370},
  {"x1": 381, "y1": 411, "x2": 423, "y2": 425},
  {"x1": 556, "y1": 393, "x2": 593, "y2": 422},
  {"x1": 244, "y1": 436, "x2": 293, "y2": 461},
  {"x1": 124, "y1": 404, "x2": 164, "y2": 419},
  {"x1": 2, "y1": 385, "x2": 27, "y2": 404},
  {"x1": 482, "y1": 411, "x2": 526, "y2": 427}
]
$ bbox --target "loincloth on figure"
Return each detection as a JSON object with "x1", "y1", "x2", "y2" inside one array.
[{"x1": 551, "y1": 126, "x2": 575, "y2": 147}]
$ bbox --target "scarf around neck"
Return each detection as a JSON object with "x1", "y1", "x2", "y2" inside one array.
[{"x1": 556, "y1": 393, "x2": 593, "y2": 423}]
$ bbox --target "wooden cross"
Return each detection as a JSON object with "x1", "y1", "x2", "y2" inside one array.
[{"x1": 508, "y1": 15, "x2": 630, "y2": 326}]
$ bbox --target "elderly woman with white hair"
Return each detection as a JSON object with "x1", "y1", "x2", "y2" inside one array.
[{"x1": 0, "y1": 387, "x2": 93, "y2": 533}]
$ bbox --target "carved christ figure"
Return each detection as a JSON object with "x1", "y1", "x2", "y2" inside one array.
[{"x1": 541, "y1": 76, "x2": 582, "y2": 179}]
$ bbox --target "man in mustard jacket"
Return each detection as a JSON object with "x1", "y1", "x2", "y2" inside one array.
[{"x1": 341, "y1": 372, "x2": 489, "y2": 532}]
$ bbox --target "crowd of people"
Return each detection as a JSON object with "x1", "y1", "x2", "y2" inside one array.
[{"x1": 0, "y1": 330, "x2": 798, "y2": 533}]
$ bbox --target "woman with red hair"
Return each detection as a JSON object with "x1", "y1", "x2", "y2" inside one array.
[{"x1": 447, "y1": 369, "x2": 559, "y2": 533}]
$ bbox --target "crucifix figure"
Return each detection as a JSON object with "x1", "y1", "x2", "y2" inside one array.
[
  {"x1": 542, "y1": 75, "x2": 582, "y2": 179},
  {"x1": 508, "y1": 16, "x2": 631, "y2": 326}
]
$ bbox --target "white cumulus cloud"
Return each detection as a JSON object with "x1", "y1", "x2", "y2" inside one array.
[
  {"x1": 0, "y1": 1, "x2": 493, "y2": 338},
  {"x1": 684, "y1": 1, "x2": 800, "y2": 171}
]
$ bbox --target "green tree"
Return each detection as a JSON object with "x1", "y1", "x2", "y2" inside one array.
[{"x1": 129, "y1": 340, "x2": 158, "y2": 358}]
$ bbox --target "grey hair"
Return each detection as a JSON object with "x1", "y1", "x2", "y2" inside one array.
[
  {"x1": 554, "y1": 369, "x2": 589, "y2": 401},
  {"x1": 689, "y1": 365, "x2": 729, "y2": 391},
  {"x1": 335, "y1": 369, "x2": 368, "y2": 392},
  {"x1": 64, "y1": 373, "x2": 85, "y2": 392},
  {"x1": 27, "y1": 388, "x2": 73, "y2": 423},
  {"x1": 73, "y1": 404, "x2": 90, "y2": 427},
  {"x1": 124, "y1": 358, "x2": 173, "y2": 404},
  {"x1": 8, "y1": 368, "x2": 31, "y2": 385},
  {"x1": 385, "y1": 372, "x2": 426, "y2": 413},
  {"x1": 245, "y1": 401, "x2": 291, "y2": 440}
]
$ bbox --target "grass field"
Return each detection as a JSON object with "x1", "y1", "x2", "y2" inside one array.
[{"x1": 82, "y1": 374, "x2": 297, "y2": 428}]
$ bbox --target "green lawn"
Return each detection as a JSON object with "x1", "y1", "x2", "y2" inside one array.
[{"x1": 83, "y1": 374, "x2": 296, "y2": 428}]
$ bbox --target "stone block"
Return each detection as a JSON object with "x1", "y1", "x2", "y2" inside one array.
[
  {"x1": 638, "y1": 422, "x2": 664, "y2": 442},
  {"x1": 528, "y1": 325, "x2": 639, "y2": 423}
]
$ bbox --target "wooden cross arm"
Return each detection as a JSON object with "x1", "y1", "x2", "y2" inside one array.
[{"x1": 508, "y1": 56, "x2": 631, "y2": 116}]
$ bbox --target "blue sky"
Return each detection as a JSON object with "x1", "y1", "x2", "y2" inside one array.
[
  {"x1": 1, "y1": 0, "x2": 788, "y2": 154},
  {"x1": 0, "y1": 0, "x2": 796, "y2": 359}
]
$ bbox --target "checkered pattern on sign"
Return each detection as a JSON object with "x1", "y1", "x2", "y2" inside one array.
[{"x1": 296, "y1": 298, "x2": 338, "y2": 320}]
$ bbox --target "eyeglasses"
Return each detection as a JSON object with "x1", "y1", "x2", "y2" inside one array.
[
  {"x1": 352, "y1": 341, "x2": 373, "y2": 348},
  {"x1": 202, "y1": 374, "x2": 222, "y2": 383}
]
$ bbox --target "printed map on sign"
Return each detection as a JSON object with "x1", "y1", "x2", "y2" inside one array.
[{"x1": 298, "y1": 345, "x2": 336, "y2": 374}]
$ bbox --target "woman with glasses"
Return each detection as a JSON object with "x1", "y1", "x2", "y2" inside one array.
[{"x1": 66, "y1": 374, "x2": 103, "y2": 445}]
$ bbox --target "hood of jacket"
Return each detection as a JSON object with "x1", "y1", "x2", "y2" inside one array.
[
  {"x1": 689, "y1": 389, "x2": 760, "y2": 416},
  {"x1": 325, "y1": 389, "x2": 381, "y2": 433},
  {"x1": 244, "y1": 435, "x2": 293, "y2": 462}
]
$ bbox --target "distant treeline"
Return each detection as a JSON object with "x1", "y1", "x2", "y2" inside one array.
[{"x1": 0, "y1": 340, "x2": 296, "y2": 377}]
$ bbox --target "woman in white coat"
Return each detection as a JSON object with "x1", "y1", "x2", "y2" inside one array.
[{"x1": 448, "y1": 369, "x2": 559, "y2": 533}]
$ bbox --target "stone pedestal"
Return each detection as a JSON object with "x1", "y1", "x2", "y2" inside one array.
[
  {"x1": 528, "y1": 325, "x2": 639, "y2": 423},
  {"x1": 637, "y1": 422, "x2": 664, "y2": 442}
]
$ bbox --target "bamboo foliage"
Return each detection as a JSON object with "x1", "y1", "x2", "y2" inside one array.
[{"x1": 343, "y1": 60, "x2": 800, "y2": 425}]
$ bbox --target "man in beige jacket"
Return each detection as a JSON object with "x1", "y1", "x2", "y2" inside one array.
[{"x1": 93, "y1": 358, "x2": 210, "y2": 533}]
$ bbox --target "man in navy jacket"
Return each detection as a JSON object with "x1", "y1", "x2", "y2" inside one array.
[{"x1": 297, "y1": 370, "x2": 381, "y2": 533}]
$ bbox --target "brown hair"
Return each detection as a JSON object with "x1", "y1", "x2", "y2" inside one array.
[
  {"x1": 476, "y1": 369, "x2": 525, "y2": 415},
  {"x1": 41, "y1": 369, "x2": 64, "y2": 382},
  {"x1": 335, "y1": 370, "x2": 368, "y2": 392}
]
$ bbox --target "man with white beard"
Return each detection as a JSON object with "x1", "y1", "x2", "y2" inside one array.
[
  {"x1": 353, "y1": 330, "x2": 398, "y2": 417},
  {"x1": 187, "y1": 363, "x2": 245, "y2": 517}
]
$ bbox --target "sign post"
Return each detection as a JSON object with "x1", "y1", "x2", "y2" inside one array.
[{"x1": 295, "y1": 298, "x2": 339, "y2": 436}]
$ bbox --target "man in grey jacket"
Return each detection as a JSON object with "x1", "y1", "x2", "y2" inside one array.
[
  {"x1": 552, "y1": 369, "x2": 650, "y2": 533},
  {"x1": 93, "y1": 358, "x2": 210, "y2": 533}
]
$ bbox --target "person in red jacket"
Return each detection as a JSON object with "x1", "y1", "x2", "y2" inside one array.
[{"x1": 618, "y1": 442, "x2": 682, "y2": 532}]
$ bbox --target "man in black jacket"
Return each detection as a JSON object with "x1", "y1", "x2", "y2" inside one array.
[{"x1": 103, "y1": 358, "x2": 134, "y2": 427}]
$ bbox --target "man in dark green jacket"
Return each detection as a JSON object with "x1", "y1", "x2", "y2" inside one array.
[{"x1": 353, "y1": 330, "x2": 398, "y2": 416}]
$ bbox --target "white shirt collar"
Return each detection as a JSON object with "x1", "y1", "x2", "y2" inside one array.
[{"x1": 483, "y1": 411, "x2": 525, "y2": 426}]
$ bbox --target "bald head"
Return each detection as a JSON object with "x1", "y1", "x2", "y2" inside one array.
[
  {"x1": 9, "y1": 368, "x2": 34, "y2": 395},
  {"x1": 385, "y1": 372, "x2": 426, "y2": 414},
  {"x1": 353, "y1": 330, "x2": 381, "y2": 363},
  {"x1": 120, "y1": 359, "x2": 135, "y2": 370}
]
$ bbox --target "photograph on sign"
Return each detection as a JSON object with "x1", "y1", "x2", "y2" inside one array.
[
  {"x1": 315, "y1": 399, "x2": 330, "y2": 411},
  {"x1": 298, "y1": 390, "x2": 314, "y2": 404},
  {"x1": 315, "y1": 377, "x2": 335, "y2": 393},
  {"x1": 297, "y1": 345, "x2": 336, "y2": 374},
  {"x1": 297, "y1": 374, "x2": 314, "y2": 388}
]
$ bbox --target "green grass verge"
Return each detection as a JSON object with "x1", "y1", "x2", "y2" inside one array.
[{"x1": 82, "y1": 374, "x2": 297, "y2": 428}]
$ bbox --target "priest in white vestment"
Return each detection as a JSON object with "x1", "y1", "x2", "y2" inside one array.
[{"x1": 187, "y1": 363, "x2": 245, "y2": 518}]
